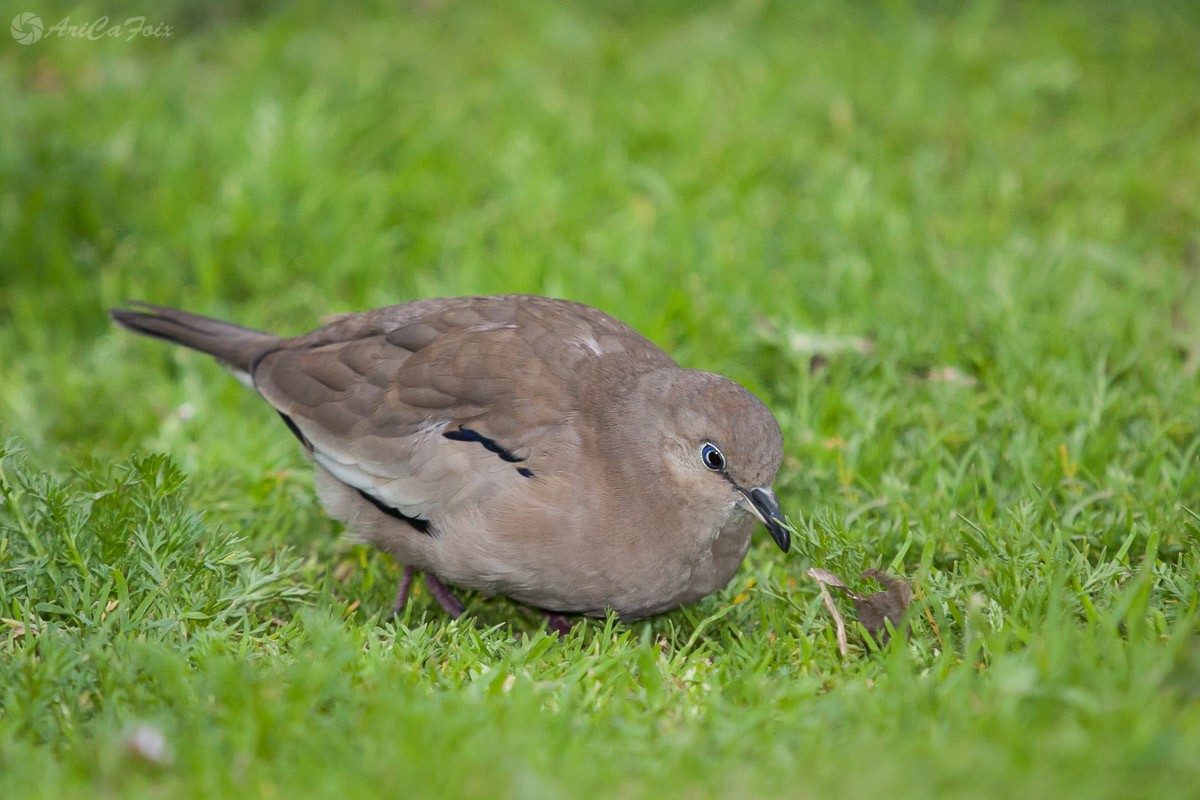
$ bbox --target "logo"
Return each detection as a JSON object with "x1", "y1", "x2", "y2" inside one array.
[
  {"x1": 11, "y1": 12, "x2": 43, "y2": 44},
  {"x1": 9, "y1": 13, "x2": 174, "y2": 44}
]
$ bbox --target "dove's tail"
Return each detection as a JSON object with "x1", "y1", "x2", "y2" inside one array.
[{"x1": 110, "y1": 302, "x2": 282, "y2": 377}]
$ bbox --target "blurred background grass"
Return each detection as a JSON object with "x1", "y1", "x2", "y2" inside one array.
[{"x1": 1, "y1": 1, "x2": 1199, "y2": 798}]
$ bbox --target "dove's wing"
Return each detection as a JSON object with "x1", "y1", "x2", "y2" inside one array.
[{"x1": 249, "y1": 295, "x2": 675, "y2": 525}]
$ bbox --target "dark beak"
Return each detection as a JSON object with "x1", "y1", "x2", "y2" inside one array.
[{"x1": 740, "y1": 486, "x2": 791, "y2": 553}]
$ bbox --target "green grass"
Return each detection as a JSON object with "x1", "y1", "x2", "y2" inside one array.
[{"x1": 2, "y1": 0, "x2": 1200, "y2": 797}]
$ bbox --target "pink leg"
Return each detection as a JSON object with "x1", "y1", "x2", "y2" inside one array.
[
  {"x1": 389, "y1": 565, "x2": 416, "y2": 617},
  {"x1": 544, "y1": 613, "x2": 574, "y2": 637},
  {"x1": 424, "y1": 573, "x2": 466, "y2": 618}
]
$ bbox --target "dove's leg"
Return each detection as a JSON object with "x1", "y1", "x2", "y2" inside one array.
[
  {"x1": 424, "y1": 573, "x2": 466, "y2": 618},
  {"x1": 544, "y1": 613, "x2": 574, "y2": 637},
  {"x1": 389, "y1": 565, "x2": 416, "y2": 617},
  {"x1": 517, "y1": 604, "x2": 574, "y2": 636}
]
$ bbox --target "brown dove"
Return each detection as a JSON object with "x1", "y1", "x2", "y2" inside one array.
[{"x1": 110, "y1": 295, "x2": 790, "y2": 621}]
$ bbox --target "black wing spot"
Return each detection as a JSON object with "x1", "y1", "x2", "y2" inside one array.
[
  {"x1": 277, "y1": 411, "x2": 312, "y2": 450},
  {"x1": 442, "y1": 425, "x2": 525, "y2": 463},
  {"x1": 355, "y1": 488, "x2": 432, "y2": 535},
  {"x1": 517, "y1": 467, "x2": 535, "y2": 478}
]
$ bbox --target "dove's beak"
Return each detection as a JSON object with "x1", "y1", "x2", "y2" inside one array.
[{"x1": 738, "y1": 486, "x2": 790, "y2": 553}]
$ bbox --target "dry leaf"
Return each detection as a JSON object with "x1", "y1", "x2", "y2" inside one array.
[
  {"x1": 925, "y1": 366, "x2": 977, "y2": 385},
  {"x1": 1, "y1": 618, "x2": 36, "y2": 636},
  {"x1": 806, "y1": 567, "x2": 848, "y2": 589},
  {"x1": 807, "y1": 567, "x2": 914, "y2": 653},
  {"x1": 852, "y1": 569, "x2": 914, "y2": 643},
  {"x1": 785, "y1": 331, "x2": 875, "y2": 356},
  {"x1": 807, "y1": 568, "x2": 849, "y2": 656}
]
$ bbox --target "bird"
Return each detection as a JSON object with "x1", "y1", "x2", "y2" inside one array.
[{"x1": 110, "y1": 294, "x2": 790, "y2": 622}]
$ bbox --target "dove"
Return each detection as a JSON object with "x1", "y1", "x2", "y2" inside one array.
[{"x1": 110, "y1": 295, "x2": 790, "y2": 621}]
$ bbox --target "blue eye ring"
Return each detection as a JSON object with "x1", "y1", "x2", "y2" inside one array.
[{"x1": 700, "y1": 442, "x2": 726, "y2": 471}]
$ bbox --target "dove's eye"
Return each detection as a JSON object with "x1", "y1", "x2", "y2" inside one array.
[{"x1": 700, "y1": 442, "x2": 726, "y2": 471}]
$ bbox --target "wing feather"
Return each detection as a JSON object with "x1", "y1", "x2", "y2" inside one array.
[{"x1": 249, "y1": 295, "x2": 674, "y2": 522}]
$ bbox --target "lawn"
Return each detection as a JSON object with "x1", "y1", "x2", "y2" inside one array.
[{"x1": 2, "y1": 1, "x2": 1199, "y2": 797}]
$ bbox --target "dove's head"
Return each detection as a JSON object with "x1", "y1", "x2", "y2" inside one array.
[{"x1": 621, "y1": 368, "x2": 790, "y2": 553}]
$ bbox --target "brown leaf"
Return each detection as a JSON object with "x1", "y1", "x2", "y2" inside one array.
[
  {"x1": 806, "y1": 567, "x2": 848, "y2": 590},
  {"x1": 851, "y1": 569, "x2": 913, "y2": 644},
  {"x1": 806, "y1": 568, "x2": 914, "y2": 652},
  {"x1": 807, "y1": 568, "x2": 848, "y2": 656}
]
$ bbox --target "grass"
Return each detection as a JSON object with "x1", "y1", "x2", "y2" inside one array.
[{"x1": 2, "y1": 0, "x2": 1199, "y2": 797}]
